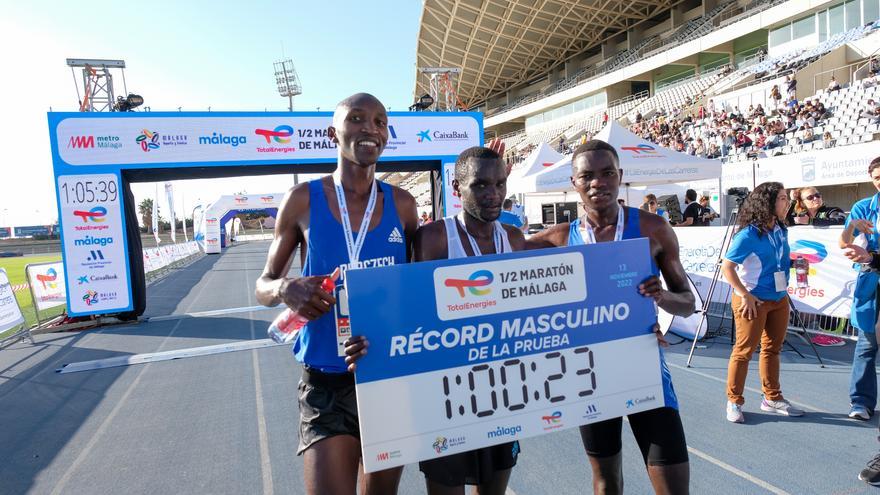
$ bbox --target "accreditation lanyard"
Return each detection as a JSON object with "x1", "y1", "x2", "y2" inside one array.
[
  {"x1": 333, "y1": 176, "x2": 378, "y2": 266},
  {"x1": 332, "y1": 176, "x2": 377, "y2": 357},
  {"x1": 766, "y1": 225, "x2": 788, "y2": 292},
  {"x1": 457, "y1": 213, "x2": 504, "y2": 255},
  {"x1": 581, "y1": 207, "x2": 625, "y2": 244}
]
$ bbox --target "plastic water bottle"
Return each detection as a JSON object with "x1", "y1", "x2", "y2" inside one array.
[
  {"x1": 795, "y1": 256, "x2": 809, "y2": 288},
  {"x1": 268, "y1": 275, "x2": 337, "y2": 344}
]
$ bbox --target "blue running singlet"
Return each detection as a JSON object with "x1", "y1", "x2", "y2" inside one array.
[
  {"x1": 292, "y1": 179, "x2": 407, "y2": 373},
  {"x1": 568, "y1": 207, "x2": 679, "y2": 410}
]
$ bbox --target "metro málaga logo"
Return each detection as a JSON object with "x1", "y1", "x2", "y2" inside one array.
[
  {"x1": 68, "y1": 135, "x2": 122, "y2": 149},
  {"x1": 445, "y1": 270, "x2": 493, "y2": 297}
]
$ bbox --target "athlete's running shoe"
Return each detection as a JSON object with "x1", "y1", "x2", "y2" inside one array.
[
  {"x1": 859, "y1": 452, "x2": 880, "y2": 486},
  {"x1": 761, "y1": 398, "x2": 804, "y2": 416},
  {"x1": 849, "y1": 404, "x2": 872, "y2": 420},
  {"x1": 726, "y1": 401, "x2": 745, "y2": 423}
]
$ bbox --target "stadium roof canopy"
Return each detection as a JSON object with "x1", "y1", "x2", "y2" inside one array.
[{"x1": 415, "y1": 0, "x2": 679, "y2": 109}]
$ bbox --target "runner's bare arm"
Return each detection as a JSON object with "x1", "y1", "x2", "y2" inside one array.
[
  {"x1": 502, "y1": 224, "x2": 527, "y2": 251},
  {"x1": 413, "y1": 221, "x2": 449, "y2": 262},
  {"x1": 524, "y1": 223, "x2": 570, "y2": 249},
  {"x1": 639, "y1": 215, "x2": 695, "y2": 317},
  {"x1": 392, "y1": 186, "x2": 420, "y2": 262},
  {"x1": 255, "y1": 183, "x2": 336, "y2": 319}
]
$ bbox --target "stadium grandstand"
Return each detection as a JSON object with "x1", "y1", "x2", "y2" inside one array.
[{"x1": 396, "y1": 0, "x2": 880, "y2": 224}]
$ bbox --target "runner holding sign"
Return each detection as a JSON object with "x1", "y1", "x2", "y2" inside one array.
[
  {"x1": 415, "y1": 146, "x2": 525, "y2": 494},
  {"x1": 528, "y1": 140, "x2": 694, "y2": 495},
  {"x1": 255, "y1": 93, "x2": 418, "y2": 495}
]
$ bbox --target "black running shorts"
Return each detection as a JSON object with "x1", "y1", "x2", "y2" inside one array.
[
  {"x1": 419, "y1": 442, "x2": 520, "y2": 487},
  {"x1": 297, "y1": 366, "x2": 359, "y2": 455},
  {"x1": 579, "y1": 407, "x2": 688, "y2": 466}
]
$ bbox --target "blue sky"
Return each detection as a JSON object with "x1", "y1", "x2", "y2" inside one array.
[{"x1": 0, "y1": 0, "x2": 424, "y2": 226}]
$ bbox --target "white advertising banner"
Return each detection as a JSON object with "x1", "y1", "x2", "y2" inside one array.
[
  {"x1": 26, "y1": 261, "x2": 67, "y2": 311},
  {"x1": 57, "y1": 173, "x2": 131, "y2": 315},
  {"x1": 0, "y1": 268, "x2": 25, "y2": 333},
  {"x1": 55, "y1": 115, "x2": 481, "y2": 167},
  {"x1": 674, "y1": 226, "x2": 853, "y2": 317},
  {"x1": 165, "y1": 182, "x2": 176, "y2": 244},
  {"x1": 722, "y1": 141, "x2": 880, "y2": 190}
]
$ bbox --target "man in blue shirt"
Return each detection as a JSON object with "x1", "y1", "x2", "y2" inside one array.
[
  {"x1": 498, "y1": 198, "x2": 523, "y2": 229},
  {"x1": 840, "y1": 157, "x2": 880, "y2": 486}
]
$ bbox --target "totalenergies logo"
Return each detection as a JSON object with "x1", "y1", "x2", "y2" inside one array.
[
  {"x1": 73, "y1": 206, "x2": 107, "y2": 223},
  {"x1": 234, "y1": 196, "x2": 248, "y2": 205},
  {"x1": 621, "y1": 144, "x2": 657, "y2": 154},
  {"x1": 789, "y1": 240, "x2": 827, "y2": 264},
  {"x1": 260, "y1": 196, "x2": 274, "y2": 203},
  {"x1": 206, "y1": 218, "x2": 218, "y2": 225},
  {"x1": 255, "y1": 125, "x2": 293, "y2": 144},
  {"x1": 136, "y1": 129, "x2": 160, "y2": 152},
  {"x1": 83, "y1": 290, "x2": 99, "y2": 306},
  {"x1": 445, "y1": 270, "x2": 493, "y2": 297},
  {"x1": 541, "y1": 411, "x2": 562, "y2": 424},
  {"x1": 36, "y1": 268, "x2": 58, "y2": 289}
]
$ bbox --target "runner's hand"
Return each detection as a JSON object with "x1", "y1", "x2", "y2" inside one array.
[
  {"x1": 843, "y1": 243, "x2": 872, "y2": 263},
  {"x1": 740, "y1": 293, "x2": 760, "y2": 321},
  {"x1": 278, "y1": 276, "x2": 336, "y2": 320},
  {"x1": 638, "y1": 275, "x2": 664, "y2": 304},
  {"x1": 653, "y1": 323, "x2": 669, "y2": 348},
  {"x1": 344, "y1": 335, "x2": 369, "y2": 373}
]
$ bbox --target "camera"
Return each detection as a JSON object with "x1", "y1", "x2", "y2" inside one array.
[{"x1": 726, "y1": 187, "x2": 749, "y2": 206}]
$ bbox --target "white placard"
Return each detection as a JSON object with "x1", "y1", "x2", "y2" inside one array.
[
  {"x1": 360, "y1": 334, "x2": 662, "y2": 472},
  {"x1": 26, "y1": 261, "x2": 67, "y2": 311},
  {"x1": 0, "y1": 268, "x2": 25, "y2": 332},
  {"x1": 57, "y1": 173, "x2": 131, "y2": 315},
  {"x1": 442, "y1": 162, "x2": 461, "y2": 217}
]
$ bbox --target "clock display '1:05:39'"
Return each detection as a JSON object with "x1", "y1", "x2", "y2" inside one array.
[
  {"x1": 442, "y1": 346, "x2": 597, "y2": 419},
  {"x1": 60, "y1": 179, "x2": 118, "y2": 205}
]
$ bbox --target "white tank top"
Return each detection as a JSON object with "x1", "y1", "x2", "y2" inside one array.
[{"x1": 442, "y1": 215, "x2": 512, "y2": 259}]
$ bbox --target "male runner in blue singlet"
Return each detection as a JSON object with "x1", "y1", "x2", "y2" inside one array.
[
  {"x1": 528, "y1": 140, "x2": 694, "y2": 495},
  {"x1": 255, "y1": 93, "x2": 419, "y2": 495}
]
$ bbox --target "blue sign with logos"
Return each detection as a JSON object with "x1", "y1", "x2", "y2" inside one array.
[
  {"x1": 347, "y1": 239, "x2": 665, "y2": 473},
  {"x1": 13, "y1": 225, "x2": 52, "y2": 237}
]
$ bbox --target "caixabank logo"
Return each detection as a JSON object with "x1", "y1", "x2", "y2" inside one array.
[{"x1": 417, "y1": 129, "x2": 469, "y2": 143}]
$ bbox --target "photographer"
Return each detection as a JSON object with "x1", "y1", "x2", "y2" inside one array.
[{"x1": 698, "y1": 195, "x2": 719, "y2": 225}]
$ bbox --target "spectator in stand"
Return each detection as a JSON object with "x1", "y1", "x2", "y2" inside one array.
[
  {"x1": 871, "y1": 57, "x2": 880, "y2": 77},
  {"x1": 707, "y1": 143, "x2": 721, "y2": 158},
  {"x1": 770, "y1": 85, "x2": 782, "y2": 110},
  {"x1": 798, "y1": 128, "x2": 816, "y2": 145},
  {"x1": 419, "y1": 211, "x2": 432, "y2": 226},
  {"x1": 861, "y1": 99, "x2": 878, "y2": 119},
  {"x1": 694, "y1": 138, "x2": 707, "y2": 158},
  {"x1": 828, "y1": 76, "x2": 841, "y2": 92},
  {"x1": 787, "y1": 187, "x2": 845, "y2": 226},
  {"x1": 822, "y1": 131, "x2": 835, "y2": 149},
  {"x1": 786, "y1": 75, "x2": 797, "y2": 99},
  {"x1": 722, "y1": 130, "x2": 736, "y2": 157},
  {"x1": 754, "y1": 131, "x2": 767, "y2": 150},
  {"x1": 735, "y1": 130, "x2": 753, "y2": 149}
]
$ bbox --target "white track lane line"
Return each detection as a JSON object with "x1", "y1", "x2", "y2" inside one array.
[
  {"x1": 686, "y1": 446, "x2": 792, "y2": 495},
  {"x1": 147, "y1": 304, "x2": 272, "y2": 321},
  {"x1": 244, "y1": 248, "x2": 274, "y2": 495}
]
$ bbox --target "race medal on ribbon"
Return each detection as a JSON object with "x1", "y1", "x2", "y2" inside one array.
[{"x1": 335, "y1": 285, "x2": 352, "y2": 357}]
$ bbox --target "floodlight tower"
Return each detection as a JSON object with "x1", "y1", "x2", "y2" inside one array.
[
  {"x1": 274, "y1": 58, "x2": 302, "y2": 111},
  {"x1": 67, "y1": 58, "x2": 126, "y2": 112},
  {"x1": 419, "y1": 67, "x2": 461, "y2": 111}
]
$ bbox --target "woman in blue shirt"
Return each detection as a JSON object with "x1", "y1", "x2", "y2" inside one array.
[{"x1": 721, "y1": 182, "x2": 804, "y2": 423}]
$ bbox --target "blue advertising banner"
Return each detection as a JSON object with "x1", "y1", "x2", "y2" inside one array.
[{"x1": 347, "y1": 239, "x2": 663, "y2": 472}]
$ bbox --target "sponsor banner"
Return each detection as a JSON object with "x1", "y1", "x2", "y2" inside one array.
[
  {"x1": 442, "y1": 162, "x2": 461, "y2": 217},
  {"x1": 57, "y1": 173, "x2": 131, "y2": 315},
  {"x1": 54, "y1": 114, "x2": 481, "y2": 167},
  {"x1": 347, "y1": 240, "x2": 661, "y2": 472},
  {"x1": 26, "y1": 261, "x2": 67, "y2": 311},
  {"x1": 141, "y1": 242, "x2": 200, "y2": 274},
  {"x1": 0, "y1": 268, "x2": 25, "y2": 333},
  {"x1": 674, "y1": 226, "x2": 853, "y2": 317},
  {"x1": 722, "y1": 141, "x2": 880, "y2": 190}
]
